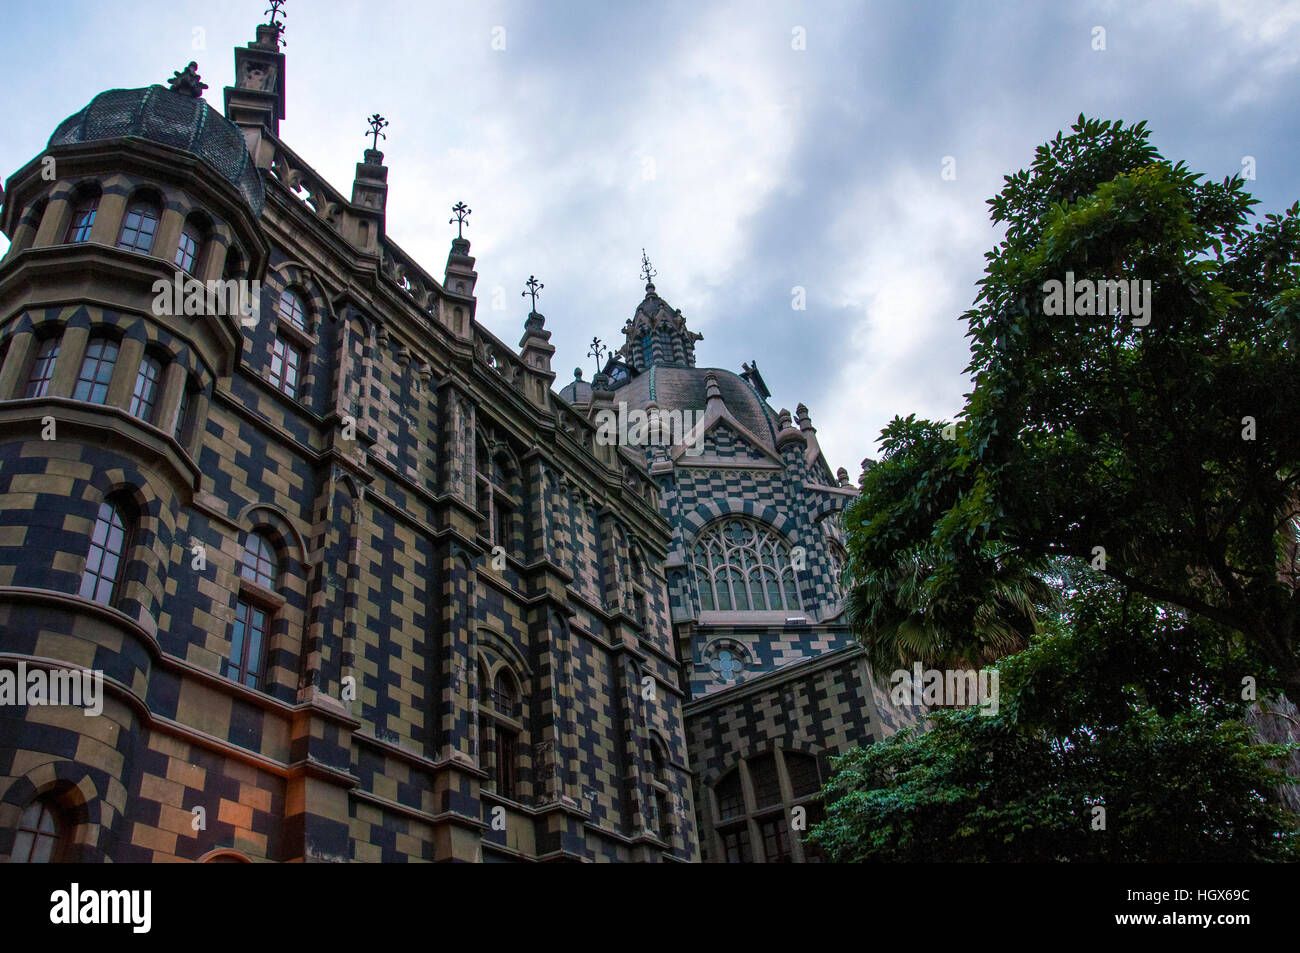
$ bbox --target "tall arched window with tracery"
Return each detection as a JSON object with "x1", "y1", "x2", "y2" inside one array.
[{"x1": 691, "y1": 517, "x2": 802, "y2": 614}]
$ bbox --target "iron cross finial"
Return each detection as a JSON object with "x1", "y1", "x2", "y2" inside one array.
[
  {"x1": 640, "y1": 248, "x2": 657, "y2": 284},
  {"x1": 366, "y1": 114, "x2": 389, "y2": 151},
  {"x1": 522, "y1": 276, "x2": 544, "y2": 312},
  {"x1": 588, "y1": 336, "x2": 608, "y2": 375},
  {"x1": 265, "y1": 0, "x2": 287, "y2": 32},
  {"x1": 450, "y1": 202, "x2": 471, "y2": 239}
]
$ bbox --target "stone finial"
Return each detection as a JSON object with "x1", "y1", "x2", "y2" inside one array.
[
  {"x1": 168, "y1": 62, "x2": 208, "y2": 97},
  {"x1": 778, "y1": 408, "x2": 793, "y2": 430},
  {"x1": 704, "y1": 372, "x2": 722, "y2": 402},
  {"x1": 795, "y1": 403, "x2": 812, "y2": 428},
  {"x1": 836, "y1": 467, "x2": 849, "y2": 486}
]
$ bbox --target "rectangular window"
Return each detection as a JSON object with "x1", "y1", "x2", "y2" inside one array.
[
  {"x1": 269, "y1": 336, "x2": 301, "y2": 398},
  {"x1": 24, "y1": 337, "x2": 59, "y2": 398},
  {"x1": 226, "y1": 599, "x2": 268, "y2": 689},
  {"x1": 494, "y1": 501, "x2": 511, "y2": 552},
  {"x1": 73, "y1": 338, "x2": 118, "y2": 404},
  {"x1": 173, "y1": 385, "x2": 190, "y2": 441},
  {"x1": 495, "y1": 728, "x2": 518, "y2": 801},
  {"x1": 720, "y1": 824, "x2": 751, "y2": 863},
  {"x1": 758, "y1": 815, "x2": 792, "y2": 863}
]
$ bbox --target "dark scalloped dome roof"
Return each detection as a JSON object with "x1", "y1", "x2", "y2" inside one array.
[
  {"x1": 614, "y1": 366, "x2": 780, "y2": 451},
  {"x1": 48, "y1": 86, "x2": 264, "y2": 214}
]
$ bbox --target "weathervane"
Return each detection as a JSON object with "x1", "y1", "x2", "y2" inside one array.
[
  {"x1": 366, "y1": 114, "x2": 388, "y2": 152},
  {"x1": 588, "y1": 336, "x2": 608, "y2": 375},
  {"x1": 640, "y1": 248, "x2": 657, "y2": 284},
  {"x1": 522, "y1": 275, "x2": 544, "y2": 312},
  {"x1": 450, "y1": 202, "x2": 471, "y2": 239}
]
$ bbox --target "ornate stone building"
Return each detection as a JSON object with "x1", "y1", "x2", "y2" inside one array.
[{"x1": 0, "y1": 16, "x2": 907, "y2": 863}]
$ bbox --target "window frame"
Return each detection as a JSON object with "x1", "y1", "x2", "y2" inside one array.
[
  {"x1": 23, "y1": 333, "x2": 60, "y2": 398},
  {"x1": 64, "y1": 188, "x2": 100, "y2": 244},
  {"x1": 129, "y1": 352, "x2": 164, "y2": 422},
  {"x1": 691, "y1": 516, "x2": 803, "y2": 617},
  {"x1": 72, "y1": 334, "x2": 119, "y2": 405},
  {"x1": 10, "y1": 798, "x2": 68, "y2": 863},
  {"x1": 268, "y1": 334, "x2": 303, "y2": 399},
  {"x1": 77, "y1": 498, "x2": 131, "y2": 607},
  {"x1": 116, "y1": 194, "x2": 162, "y2": 254}
]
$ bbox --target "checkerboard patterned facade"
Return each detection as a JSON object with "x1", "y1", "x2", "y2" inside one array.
[
  {"x1": 0, "y1": 28, "x2": 698, "y2": 863},
  {"x1": 0, "y1": 23, "x2": 918, "y2": 865}
]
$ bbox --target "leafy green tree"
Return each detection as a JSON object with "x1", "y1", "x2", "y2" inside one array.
[
  {"x1": 846, "y1": 115, "x2": 1300, "y2": 696},
  {"x1": 813, "y1": 567, "x2": 1296, "y2": 861},
  {"x1": 826, "y1": 117, "x2": 1300, "y2": 859}
]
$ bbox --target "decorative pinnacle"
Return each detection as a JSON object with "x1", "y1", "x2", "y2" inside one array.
[
  {"x1": 167, "y1": 62, "x2": 208, "y2": 98},
  {"x1": 366, "y1": 114, "x2": 388, "y2": 152},
  {"x1": 587, "y1": 337, "x2": 608, "y2": 376},
  {"x1": 522, "y1": 275, "x2": 544, "y2": 312},
  {"x1": 639, "y1": 248, "x2": 657, "y2": 285},
  {"x1": 450, "y1": 202, "x2": 471, "y2": 239}
]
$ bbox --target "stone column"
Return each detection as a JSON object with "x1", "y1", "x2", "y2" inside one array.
[
  {"x1": 156, "y1": 360, "x2": 188, "y2": 436},
  {"x1": 32, "y1": 194, "x2": 73, "y2": 248},
  {"x1": 107, "y1": 337, "x2": 145, "y2": 412},
  {"x1": 0, "y1": 331, "x2": 35, "y2": 398},
  {"x1": 49, "y1": 325, "x2": 89, "y2": 397},
  {"x1": 86, "y1": 192, "x2": 126, "y2": 246}
]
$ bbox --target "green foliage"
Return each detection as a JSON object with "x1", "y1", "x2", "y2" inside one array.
[
  {"x1": 813, "y1": 567, "x2": 1298, "y2": 861},
  {"x1": 828, "y1": 116, "x2": 1300, "y2": 860},
  {"x1": 845, "y1": 113, "x2": 1300, "y2": 695}
]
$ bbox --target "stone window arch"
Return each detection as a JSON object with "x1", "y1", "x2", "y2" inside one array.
[
  {"x1": 477, "y1": 651, "x2": 524, "y2": 803},
  {"x1": 691, "y1": 516, "x2": 802, "y2": 614}
]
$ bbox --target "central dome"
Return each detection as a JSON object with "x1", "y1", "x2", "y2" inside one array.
[
  {"x1": 48, "y1": 84, "x2": 264, "y2": 214},
  {"x1": 615, "y1": 365, "x2": 780, "y2": 452}
]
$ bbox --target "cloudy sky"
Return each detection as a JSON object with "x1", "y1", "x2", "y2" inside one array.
[{"x1": 3, "y1": 0, "x2": 1298, "y2": 473}]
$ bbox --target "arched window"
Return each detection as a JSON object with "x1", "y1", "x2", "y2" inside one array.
[
  {"x1": 474, "y1": 434, "x2": 518, "y2": 558},
  {"x1": 73, "y1": 334, "x2": 118, "y2": 404},
  {"x1": 227, "y1": 531, "x2": 279, "y2": 689},
  {"x1": 240, "y1": 532, "x2": 277, "y2": 588},
  {"x1": 78, "y1": 499, "x2": 130, "y2": 606},
  {"x1": 277, "y1": 288, "x2": 308, "y2": 332},
  {"x1": 116, "y1": 194, "x2": 161, "y2": 254},
  {"x1": 691, "y1": 517, "x2": 802, "y2": 613},
  {"x1": 23, "y1": 334, "x2": 60, "y2": 398},
  {"x1": 493, "y1": 668, "x2": 520, "y2": 718},
  {"x1": 129, "y1": 353, "x2": 164, "y2": 422},
  {"x1": 479, "y1": 661, "x2": 522, "y2": 802},
  {"x1": 223, "y1": 245, "x2": 245, "y2": 281},
  {"x1": 10, "y1": 798, "x2": 68, "y2": 863},
  {"x1": 650, "y1": 736, "x2": 672, "y2": 842},
  {"x1": 711, "y1": 749, "x2": 825, "y2": 863},
  {"x1": 64, "y1": 186, "x2": 100, "y2": 244},
  {"x1": 174, "y1": 215, "x2": 208, "y2": 274},
  {"x1": 629, "y1": 545, "x2": 648, "y2": 626}
]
